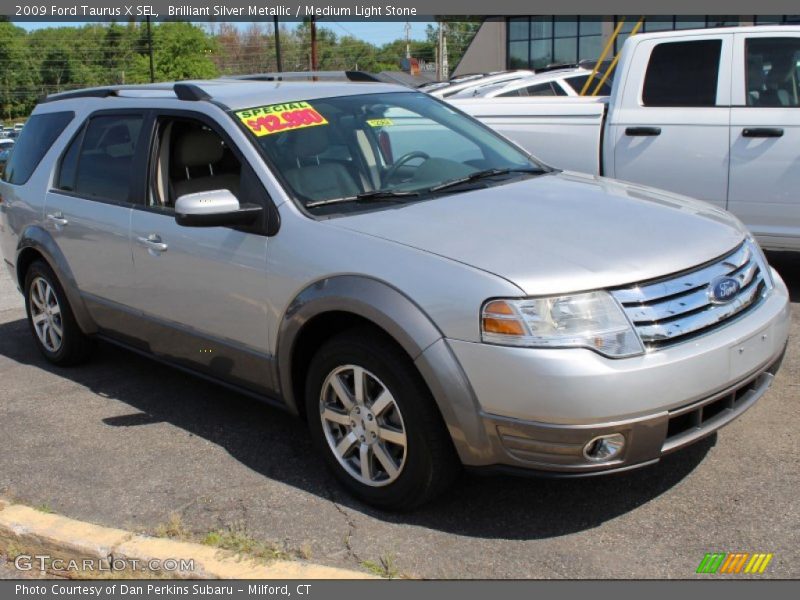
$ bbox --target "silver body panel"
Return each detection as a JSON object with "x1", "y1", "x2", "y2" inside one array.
[{"x1": 0, "y1": 81, "x2": 791, "y2": 475}]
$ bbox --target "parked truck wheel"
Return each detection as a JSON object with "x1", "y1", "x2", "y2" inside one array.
[
  {"x1": 305, "y1": 328, "x2": 459, "y2": 509},
  {"x1": 24, "y1": 260, "x2": 93, "y2": 366}
]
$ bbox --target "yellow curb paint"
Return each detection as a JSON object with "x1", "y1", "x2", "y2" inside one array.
[{"x1": 0, "y1": 502, "x2": 373, "y2": 579}]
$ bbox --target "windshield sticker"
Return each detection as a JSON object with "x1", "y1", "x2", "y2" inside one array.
[
  {"x1": 236, "y1": 102, "x2": 328, "y2": 137},
  {"x1": 366, "y1": 118, "x2": 393, "y2": 127}
]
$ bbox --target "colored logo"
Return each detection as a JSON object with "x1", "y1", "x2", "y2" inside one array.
[
  {"x1": 696, "y1": 552, "x2": 773, "y2": 574},
  {"x1": 708, "y1": 276, "x2": 741, "y2": 304}
]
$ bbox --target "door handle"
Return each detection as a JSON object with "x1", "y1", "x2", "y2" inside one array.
[
  {"x1": 625, "y1": 127, "x2": 661, "y2": 136},
  {"x1": 742, "y1": 127, "x2": 784, "y2": 138},
  {"x1": 46, "y1": 212, "x2": 68, "y2": 227},
  {"x1": 137, "y1": 234, "x2": 168, "y2": 253}
]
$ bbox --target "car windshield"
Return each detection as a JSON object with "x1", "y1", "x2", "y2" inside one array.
[{"x1": 235, "y1": 91, "x2": 546, "y2": 215}]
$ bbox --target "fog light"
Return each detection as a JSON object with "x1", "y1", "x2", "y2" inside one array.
[{"x1": 583, "y1": 433, "x2": 625, "y2": 462}]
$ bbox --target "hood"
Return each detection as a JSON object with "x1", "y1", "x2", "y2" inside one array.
[{"x1": 328, "y1": 172, "x2": 746, "y2": 296}]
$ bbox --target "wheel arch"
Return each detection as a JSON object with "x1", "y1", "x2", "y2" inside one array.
[
  {"x1": 275, "y1": 275, "x2": 493, "y2": 464},
  {"x1": 276, "y1": 275, "x2": 442, "y2": 417},
  {"x1": 16, "y1": 225, "x2": 97, "y2": 335}
]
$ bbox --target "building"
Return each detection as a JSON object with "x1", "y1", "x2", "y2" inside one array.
[{"x1": 454, "y1": 15, "x2": 800, "y2": 76}]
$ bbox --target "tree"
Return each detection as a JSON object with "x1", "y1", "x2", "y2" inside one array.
[
  {"x1": 0, "y1": 22, "x2": 35, "y2": 119},
  {"x1": 129, "y1": 22, "x2": 218, "y2": 83}
]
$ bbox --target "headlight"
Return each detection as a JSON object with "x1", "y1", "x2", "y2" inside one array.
[{"x1": 481, "y1": 291, "x2": 644, "y2": 358}]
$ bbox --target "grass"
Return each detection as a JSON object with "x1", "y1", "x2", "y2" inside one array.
[
  {"x1": 154, "y1": 512, "x2": 189, "y2": 540},
  {"x1": 361, "y1": 554, "x2": 399, "y2": 579},
  {"x1": 34, "y1": 502, "x2": 54, "y2": 514},
  {"x1": 201, "y1": 523, "x2": 291, "y2": 563}
]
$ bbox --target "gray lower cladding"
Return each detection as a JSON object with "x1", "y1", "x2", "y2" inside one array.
[
  {"x1": 82, "y1": 293, "x2": 278, "y2": 402},
  {"x1": 478, "y1": 352, "x2": 784, "y2": 475}
]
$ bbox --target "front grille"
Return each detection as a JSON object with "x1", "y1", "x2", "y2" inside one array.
[{"x1": 611, "y1": 241, "x2": 769, "y2": 350}]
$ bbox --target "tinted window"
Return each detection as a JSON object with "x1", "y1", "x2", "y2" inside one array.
[
  {"x1": 565, "y1": 74, "x2": 613, "y2": 96},
  {"x1": 526, "y1": 83, "x2": 558, "y2": 96},
  {"x1": 746, "y1": 38, "x2": 800, "y2": 107},
  {"x1": 642, "y1": 40, "x2": 722, "y2": 107},
  {"x1": 56, "y1": 128, "x2": 83, "y2": 192},
  {"x1": 60, "y1": 115, "x2": 143, "y2": 203},
  {"x1": 2, "y1": 112, "x2": 73, "y2": 185}
]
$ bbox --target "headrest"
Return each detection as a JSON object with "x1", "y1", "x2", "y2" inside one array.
[
  {"x1": 174, "y1": 130, "x2": 224, "y2": 167},
  {"x1": 290, "y1": 126, "x2": 330, "y2": 157}
]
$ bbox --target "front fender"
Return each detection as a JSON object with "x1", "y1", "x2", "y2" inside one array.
[
  {"x1": 275, "y1": 275, "x2": 493, "y2": 464},
  {"x1": 17, "y1": 225, "x2": 97, "y2": 335}
]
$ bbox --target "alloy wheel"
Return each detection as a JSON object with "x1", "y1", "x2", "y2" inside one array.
[{"x1": 319, "y1": 364, "x2": 408, "y2": 487}]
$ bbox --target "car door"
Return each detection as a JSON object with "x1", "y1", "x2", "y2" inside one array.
[
  {"x1": 126, "y1": 111, "x2": 275, "y2": 395},
  {"x1": 608, "y1": 33, "x2": 733, "y2": 209},
  {"x1": 45, "y1": 110, "x2": 148, "y2": 330},
  {"x1": 728, "y1": 31, "x2": 800, "y2": 251}
]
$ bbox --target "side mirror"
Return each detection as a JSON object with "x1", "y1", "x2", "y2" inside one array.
[{"x1": 174, "y1": 189, "x2": 263, "y2": 227}]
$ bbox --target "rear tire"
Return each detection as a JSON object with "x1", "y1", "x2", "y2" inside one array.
[
  {"x1": 305, "y1": 328, "x2": 459, "y2": 510},
  {"x1": 24, "y1": 260, "x2": 93, "y2": 366}
]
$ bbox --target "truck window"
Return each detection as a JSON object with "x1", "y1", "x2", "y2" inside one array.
[
  {"x1": 642, "y1": 40, "x2": 722, "y2": 107},
  {"x1": 745, "y1": 38, "x2": 800, "y2": 107}
]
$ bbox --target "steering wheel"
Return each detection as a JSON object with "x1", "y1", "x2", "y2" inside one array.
[{"x1": 382, "y1": 151, "x2": 430, "y2": 185}]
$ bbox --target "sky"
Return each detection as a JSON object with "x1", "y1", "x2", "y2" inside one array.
[{"x1": 15, "y1": 20, "x2": 435, "y2": 45}]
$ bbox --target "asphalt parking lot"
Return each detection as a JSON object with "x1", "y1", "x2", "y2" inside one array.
[{"x1": 0, "y1": 254, "x2": 797, "y2": 579}]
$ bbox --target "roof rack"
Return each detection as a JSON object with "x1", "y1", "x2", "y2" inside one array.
[
  {"x1": 227, "y1": 71, "x2": 381, "y2": 83},
  {"x1": 40, "y1": 83, "x2": 214, "y2": 104}
]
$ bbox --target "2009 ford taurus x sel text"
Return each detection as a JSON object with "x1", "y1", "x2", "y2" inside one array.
[{"x1": 0, "y1": 79, "x2": 790, "y2": 508}]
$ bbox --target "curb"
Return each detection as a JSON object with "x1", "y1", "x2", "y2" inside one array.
[{"x1": 0, "y1": 500, "x2": 374, "y2": 579}]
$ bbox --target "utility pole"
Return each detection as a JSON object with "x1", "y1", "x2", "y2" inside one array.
[
  {"x1": 437, "y1": 22, "x2": 449, "y2": 81},
  {"x1": 441, "y1": 22, "x2": 449, "y2": 80},
  {"x1": 146, "y1": 16, "x2": 155, "y2": 83},
  {"x1": 310, "y1": 17, "x2": 317, "y2": 71},
  {"x1": 437, "y1": 22, "x2": 443, "y2": 80},
  {"x1": 273, "y1": 16, "x2": 283, "y2": 72},
  {"x1": 404, "y1": 22, "x2": 411, "y2": 59}
]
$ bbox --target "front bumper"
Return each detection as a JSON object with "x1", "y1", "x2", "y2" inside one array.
[{"x1": 444, "y1": 270, "x2": 790, "y2": 473}]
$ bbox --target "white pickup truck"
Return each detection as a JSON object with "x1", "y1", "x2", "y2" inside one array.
[{"x1": 450, "y1": 26, "x2": 800, "y2": 252}]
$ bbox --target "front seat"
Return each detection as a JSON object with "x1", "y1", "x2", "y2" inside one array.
[
  {"x1": 172, "y1": 129, "x2": 240, "y2": 200},
  {"x1": 282, "y1": 127, "x2": 361, "y2": 203}
]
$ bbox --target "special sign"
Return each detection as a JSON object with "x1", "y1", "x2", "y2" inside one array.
[{"x1": 236, "y1": 102, "x2": 328, "y2": 137}]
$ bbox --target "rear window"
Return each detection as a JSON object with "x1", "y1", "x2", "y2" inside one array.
[
  {"x1": 642, "y1": 40, "x2": 722, "y2": 107},
  {"x1": 1, "y1": 111, "x2": 74, "y2": 185}
]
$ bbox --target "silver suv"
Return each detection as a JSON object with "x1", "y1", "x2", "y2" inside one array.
[{"x1": 0, "y1": 79, "x2": 790, "y2": 508}]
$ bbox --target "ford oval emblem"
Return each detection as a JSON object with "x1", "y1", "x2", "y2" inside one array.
[{"x1": 709, "y1": 276, "x2": 741, "y2": 304}]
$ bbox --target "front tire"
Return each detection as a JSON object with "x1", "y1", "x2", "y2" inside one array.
[
  {"x1": 305, "y1": 328, "x2": 459, "y2": 510},
  {"x1": 24, "y1": 260, "x2": 93, "y2": 366}
]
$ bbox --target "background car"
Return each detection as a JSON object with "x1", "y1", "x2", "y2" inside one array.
[{"x1": 448, "y1": 67, "x2": 613, "y2": 98}]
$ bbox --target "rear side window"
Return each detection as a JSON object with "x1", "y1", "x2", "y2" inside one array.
[
  {"x1": 642, "y1": 40, "x2": 722, "y2": 107},
  {"x1": 1, "y1": 111, "x2": 74, "y2": 185},
  {"x1": 56, "y1": 114, "x2": 143, "y2": 204},
  {"x1": 565, "y1": 74, "x2": 613, "y2": 96}
]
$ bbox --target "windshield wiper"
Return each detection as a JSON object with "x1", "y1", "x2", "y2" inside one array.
[
  {"x1": 427, "y1": 167, "x2": 544, "y2": 193},
  {"x1": 305, "y1": 189, "x2": 420, "y2": 209}
]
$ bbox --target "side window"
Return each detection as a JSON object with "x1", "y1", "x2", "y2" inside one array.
[
  {"x1": 56, "y1": 114, "x2": 143, "y2": 203},
  {"x1": 525, "y1": 82, "x2": 562, "y2": 96},
  {"x1": 2, "y1": 111, "x2": 74, "y2": 185},
  {"x1": 642, "y1": 40, "x2": 722, "y2": 107},
  {"x1": 564, "y1": 74, "x2": 612, "y2": 96},
  {"x1": 498, "y1": 88, "x2": 524, "y2": 97},
  {"x1": 149, "y1": 118, "x2": 243, "y2": 211},
  {"x1": 746, "y1": 38, "x2": 800, "y2": 107}
]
